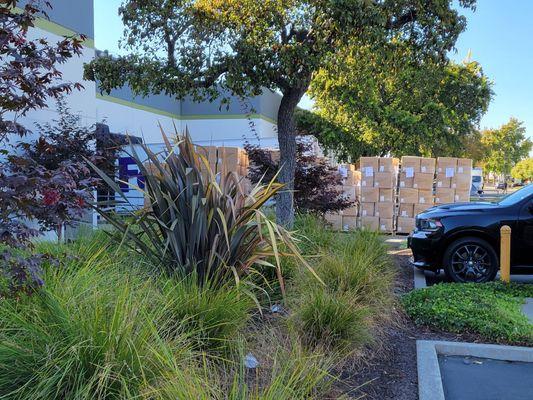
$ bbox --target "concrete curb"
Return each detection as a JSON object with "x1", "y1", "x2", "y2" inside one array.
[
  {"x1": 413, "y1": 267, "x2": 427, "y2": 289},
  {"x1": 417, "y1": 340, "x2": 533, "y2": 400}
]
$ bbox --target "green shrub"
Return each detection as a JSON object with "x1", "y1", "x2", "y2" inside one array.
[
  {"x1": 159, "y1": 276, "x2": 255, "y2": 351},
  {"x1": 402, "y1": 282, "x2": 533, "y2": 344},
  {"x1": 295, "y1": 288, "x2": 371, "y2": 349},
  {"x1": 290, "y1": 221, "x2": 395, "y2": 351},
  {"x1": 0, "y1": 259, "x2": 196, "y2": 399},
  {"x1": 88, "y1": 130, "x2": 317, "y2": 293}
]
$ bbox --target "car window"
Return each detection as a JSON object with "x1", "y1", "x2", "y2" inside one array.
[
  {"x1": 472, "y1": 176, "x2": 481, "y2": 183},
  {"x1": 498, "y1": 184, "x2": 533, "y2": 206}
]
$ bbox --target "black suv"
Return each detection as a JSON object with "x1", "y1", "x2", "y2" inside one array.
[{"x1": 408, "y1": 184, "x2": 533, "y2": 283}]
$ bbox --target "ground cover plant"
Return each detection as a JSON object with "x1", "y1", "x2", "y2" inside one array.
[{"x1": 403, "y1": 282, "x2": 533, "y2": 345}]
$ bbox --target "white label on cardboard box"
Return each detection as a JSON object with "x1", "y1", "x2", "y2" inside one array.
[
  {"x1": 452, "y1": 183, "x2": 457, "y2": 189},
  {"x1": 421, "y1": 166, "x2": 427, "y2": 173},
  {"x1": 400, "y1": 198, "x2": 405, "y2": 203},
  {"x1": 438, "y1": 167, "x2": 442, "y2": 173},
  {"x1": 375, "y1": 182, "x2": 380, "y2": 187},
  {"x1": 436, "y1": 197, "x2": 441, "y2": 202},
  {"x1": 380, "y1": 196, "x2": 385, "y2": 202},
  {"x1": 445, "y1": 167, "x2": 455, "y2": 178},
  {"x1": 375, "y1": 211, "x2": 380, "y2": 216},
  {"x1": 379, "y1": 166, "x2": 385, "y2": 172},
  {"x1": 405, "y1": 167, "x2": 414, "y2": 178},
  {"x1": 362, "y1": 197, "x2": 366, "y2": 202},
  {"x1": 455, "y1": 195, "x2": 459, "y2": 201},
  {"x1": 401, "y1": 211, "x2": 407, "y2": 217},
  {"x1": 398, "y1": 226, "x2": 403, "y2": 231},
  {"x1": 400, "y1": 181, "x2": 405, "y2": 188},
  {"x1": 362, "y1": 210, "x2": 367, "y2": 216},
  {"x1": 364, "y1": 167, "x2": 374, "y2": 177},
  {"x1": 380, "y1": 224, "x2": 386, "y2": 231},
  {"x1": 362, "y1": 181, "x2": 367, "y2": 187},
  {"x1": 458, "y1": 167, "x2": 464, "y2": 173},
  {"x1": 338, "y1": 165, "x2": 348, "y2": 178},
  {"x1": 437, "y1": 181, "x2": 443, "y2": 187},
  {"x1": 413, "y1": 183, "x2": 418, "y2": 188},
  {"x1": 420, "y1": 198, "x2": 426, "y2": 204}
]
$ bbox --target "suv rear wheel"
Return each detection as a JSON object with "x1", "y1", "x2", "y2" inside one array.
[{"x1": 443, "y1": 237, "x2": 499, "y2": 283}]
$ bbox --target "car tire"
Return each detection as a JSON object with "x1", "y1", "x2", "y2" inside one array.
[{"x1": 443, "y1": 237, "x2": 499, "y2": 283}]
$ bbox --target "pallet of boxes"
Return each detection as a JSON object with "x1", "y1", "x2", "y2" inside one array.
[
  {"x1": 360, "y1": 157, "x2": 398, "y2": 234},
  {"x1": 435, "y1": 157, "x2": 472, "y2": 205},
  {"x1": 324, "y1": 164, "x2": 360, "y2": 231},
  {"x1": 196, "y1": 145, "x2": 251, "y2": 191},
  {"x1": 397, "y1": 156, "x2": 436, "y2": 234}
]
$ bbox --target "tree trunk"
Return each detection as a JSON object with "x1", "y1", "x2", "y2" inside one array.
[{"x1": 276, "y1": 87, "x2": 307, "y2": 227}]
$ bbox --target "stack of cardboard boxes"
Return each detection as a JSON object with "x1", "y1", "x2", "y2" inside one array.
[
  {"x1": 197, "y1": 145, "x2": 251, "y2": 189},
  {"x1": 325, "y1": 164, "x2": 360, "y2": 230},
  {"x1": 397, "y1": 156, "x2": 436, "y2": 234},
  {"x1": 360, "y1": 157, "x2": 398, "y2": 233},
  {"x1": 435, "y1": 157, "x2": 472, "y2": 204}
]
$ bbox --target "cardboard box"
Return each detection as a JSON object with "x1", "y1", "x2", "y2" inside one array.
[
  {"x1": 374, "y1": 172, "x2": 395, "y2": 188},
  {"x1": 457, "y1": 158, "x2": 473, "y2": 174},
  {"x1": 361, "y1": 187, "x2": 379, "y2": 203},
  {"x1": 360, "y1": 157, "x2": 379, "y2": 178},
  {"x1": 452, "y1": 173, "x2": 471, "y2": 190},
  {"x1": 361, "y1": 175, "x2": 374, "y2": 188},
  {"x1": 420, "y1": 158, "x2": 436, "y2": 174},
  {"x1": 360, "y1": 202, "x2": 375, "y2": 217},
  {"x1": 399, "y1": 203, "x2": 415, "y2": 218},
  {"x1": 379, "y1": 188, "x2": 394, "y2": 203},
  {"x1": 401, "y1": 156, "x2": 421, "y2": 172},
  {"x1": 414, "y1": 203, "x2": 432, "y2": 216},
  {"x1": 413, "y1": 173, "x2": 434, "y2": 189},
  {"x1": 342, "y1": 215, "x2": 358, "y2": 231},
  {"x1": 379, "y1": 218, "x2": 394, "y2": 233},
  {"x1": 399, "y1": 188, "x2": 418, "y2": 204},
  {"x1": 436, "y1": 173, "x2": 452, "y2": 188},
  {"x1": 325, "y1": 213, "x2": 342, "y2": 230},
  {"x1": 437, "y1": 157, "x2": 457, "y2": 173},
  {"x1": 375, "y1": 202, "x2": 394, "y2": 219},
  {"x1": 454, "y1": 190, "x2": 470, "y2": 202},
  {"x1": 343, "y1": 185, "x2": 357, "y2": 201},
  {"x1": 397, "y1": 217, "x2": 416, "y2": 233},
  {"x1": 345, "y1": 170, "x2": 361, "y2": 186},
  {"x1": 399, "y1": 172, "x2": 414, "y2": 188},
  {"x1": 342, "y1": 205, "x2": 358, "y2": 217},
  {"x1": 378, "y1": 157, "x2": 399, "y2": 173},
  {"x1": 418, "y1": 189, "x2": 434, "y2": 205},
  {"x1": 361, "y1": 216, "x2": 380, "y2": 231},
  {"x1": 435, "y1": 188, "x2": 455, "y2": 204}
]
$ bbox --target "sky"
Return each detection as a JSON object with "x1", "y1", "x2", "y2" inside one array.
[{"x1": 94, "y1": 0, "x2": 533, "y2": 138}]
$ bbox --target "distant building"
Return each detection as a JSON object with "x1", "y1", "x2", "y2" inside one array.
[{"x1": 14, "y1": 0, "x2": 282, "y2": 150}]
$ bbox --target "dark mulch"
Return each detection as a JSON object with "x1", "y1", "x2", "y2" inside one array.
[{"x1": 334, "y1": 250, "x2": 483, "y2": 400}]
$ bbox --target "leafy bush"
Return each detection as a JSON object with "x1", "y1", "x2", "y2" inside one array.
[
  {"x1": 290, "y1": 221, "x2": 395, "y2": 351},
  {"x1": 402, "y1": 282, "x2": 533, "y2": 344},
  {"x1": 89, "y1": 129, "x2": 317, "y2": 291},
  {"x1": 0, "y1": 0, "x2": 87, "y2": 294},
  {"x1": 245, "y1": 142, "x2": 353, "y2": 215}
]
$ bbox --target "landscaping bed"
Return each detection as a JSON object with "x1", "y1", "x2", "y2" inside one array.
[
  {"x1": 0, "y1": 216, "x2": 398, "y2": 399},
  {"x1": 403, "y1": 281, "x2": 533, "y2": 345}
]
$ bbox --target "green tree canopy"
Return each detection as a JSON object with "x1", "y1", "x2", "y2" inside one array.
[
  {"x1": 298, "y1": 42, "x2": 492, "y2": 161},
  {"x1": 85, "y1": 0, "x2": 478, "y2": 226},
  {"x1": 511, "y1": 158, "x2": 533, "y2": 182},
  {"x1": 480, "y1": 118, "x2": 532, "y2": 176}
]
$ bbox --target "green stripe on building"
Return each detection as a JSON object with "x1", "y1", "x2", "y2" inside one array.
[{"x1": 96, "y1": 93, "x2": 277, "y2": 124}]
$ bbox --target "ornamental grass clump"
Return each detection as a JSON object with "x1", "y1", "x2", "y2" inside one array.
[{"x1": 88, "y1": 127, "x2": 319, "y2": 292}]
